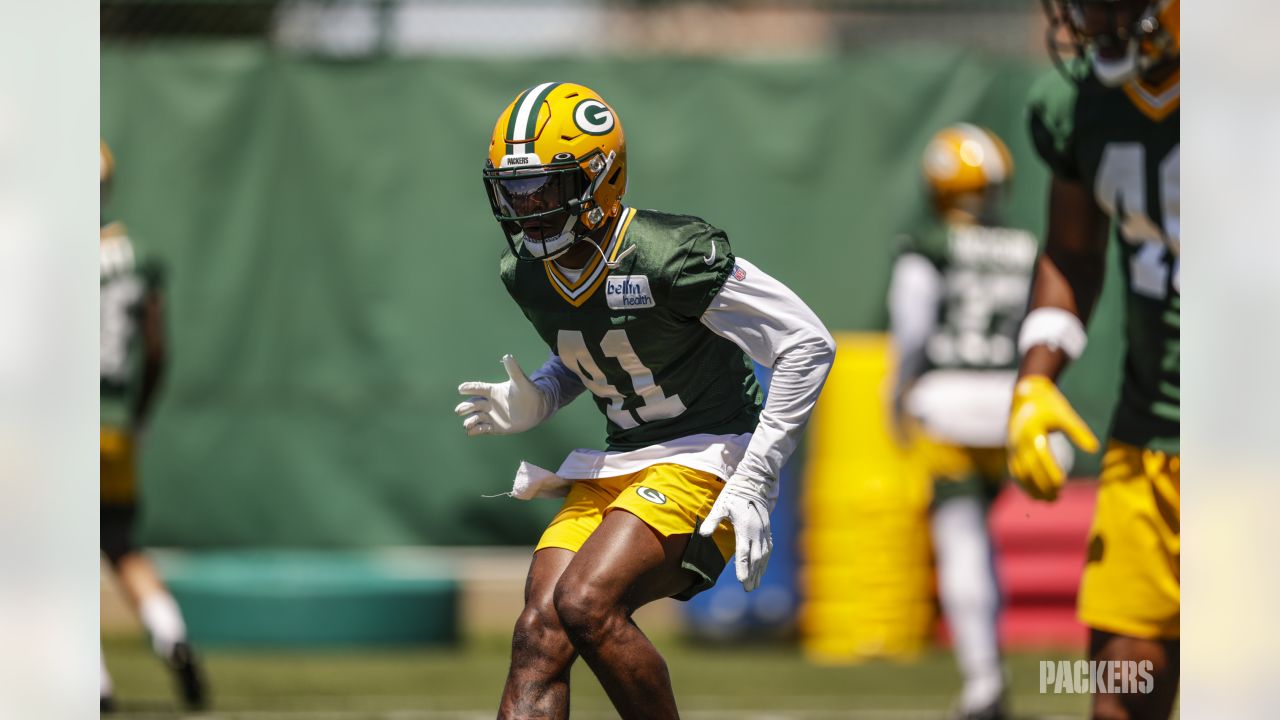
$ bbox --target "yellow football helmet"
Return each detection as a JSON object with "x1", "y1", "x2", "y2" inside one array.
[
  {"x1": 1043, "y1": 0, "x2": 1179, "y2": 86},
  {"x1": 101, "y1": 139, "x2": 116, "y2": 210},
  {"x1": 921, "y1": 123, "x2": 1012, "y2": 219},
  {"x1": 101, "y1": 139, "x2": 115, "y2": 185},
  {"x1": 483, "y1": 82, "x2": 628, "y2": 261}
]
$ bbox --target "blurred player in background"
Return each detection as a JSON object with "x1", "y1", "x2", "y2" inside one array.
[
  {"x1": 888, "y1": 124, "x2": 1036, "y2": 720},
  {"x1": 1012, "y1": 1, "x2": 1179, "y2": 717},
  {"x1": 100, "y1": 140, "x2": 207, "y2": 713},
  {"x1": 456, "y1": 82, "x2": 834, "y2": 719}
]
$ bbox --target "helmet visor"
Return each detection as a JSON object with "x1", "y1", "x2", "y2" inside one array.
[
  {"x1": 498, "y1": 173, "x2": 568, "y2": 216},
  {"x1": 1067, "y1": 0, "x2": 1148, "y2": 58},
  {"x1": 486, "y1": 163, "x2": 585, "y2": 220}
]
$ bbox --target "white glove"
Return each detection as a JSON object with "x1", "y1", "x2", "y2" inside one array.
[
  {"x1": 454, "y1": 355, "x2": 553, "y2": 436},
  {"x1": 698, "y1": 474, "x2": 775, "y2": 592}
]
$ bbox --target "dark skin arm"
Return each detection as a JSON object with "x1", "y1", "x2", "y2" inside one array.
[
  {"x1": 1019, "y1": 175, "x2": 1111, "y2": 381},
  {"x1": 132, "y1": 288, "x2": 167, "y2": 429}
]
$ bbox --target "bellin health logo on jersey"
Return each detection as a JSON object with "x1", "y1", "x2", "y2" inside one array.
[{"x1": 606, "y1": 275, "x2": 655, "y2": 309}]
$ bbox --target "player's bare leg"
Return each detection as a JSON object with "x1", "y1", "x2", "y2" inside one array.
[
  {"x1": 110, "y1": 552, "x2": 207, "y2": 709},
  {"x1": 553, "y1": 509, "x2": 696, "y2": 720},
  {"x1": 113, "y1": 553, "x2": 188, "y2": 658},
  {"x1": 113, "y1": 553, "x2": 170, "y2": 606},
  {"x1": 1089, "y1": 630, "x2": 1179, "y2": 720},
  {"x1": 499, "y1": 547, "x2": 578, "y2": 720}
]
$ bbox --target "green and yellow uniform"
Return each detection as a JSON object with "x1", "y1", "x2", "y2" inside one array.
[
  {"x1": 501, "y1": 207, "x2": 762, "y2": 450},
  {"x1": 897, "y1": 216, "x2": 1038, "y2": 375},
  {"x1": 1029, "y1": 63, "x2": 1180, "y2": 454},
  {"x1": 894, "y1": 216, "x2": 1037, "y2": 505},
  {"x1": 100, "y1": 221, "x2": 161, "y2": 529},
  {"x1": 1028, "y1": 63, "x2": 1180, "y2": 639},
  {"x1": 502, "y1": 207, "x2": 764, "y2": 597}
]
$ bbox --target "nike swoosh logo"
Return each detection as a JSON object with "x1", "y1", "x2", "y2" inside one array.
[{"x1": 702, "y1": 240, "x2": 717, "y2": 266}]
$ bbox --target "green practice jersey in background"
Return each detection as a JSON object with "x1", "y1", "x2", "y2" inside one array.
[
  {"x1": 500, "y1": 208, "x2": 762, "y2": 451},
  {"x1": 896, "y1": 216, "x2": 1037, "y2": 374},
  {"x1": 1028, "y1": 65, "x2": 1180, "y2": 454},
  {"x1": 101, "y1": 221, "x2": 162, "y2": 430}
]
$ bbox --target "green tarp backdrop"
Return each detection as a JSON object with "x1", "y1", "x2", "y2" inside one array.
[{"x1": 102, "y1": 44, "x2": 1124, "y2": 547}]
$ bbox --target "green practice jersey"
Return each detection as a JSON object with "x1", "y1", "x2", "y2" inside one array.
[
  {"x1": 500, "y1": 208, "x2": 762, "y2": 450},
  {"x1": 897, "y1": 216, "x2": 1037, "y2": 373},
  {"x1": 1028, "y1": 64, "x2": 1180, "y2": 453},
  {"x1": 100, "y1": 221, "x2": 162, "y2": 430}
]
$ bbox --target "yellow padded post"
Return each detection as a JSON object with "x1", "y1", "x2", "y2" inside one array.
[{"x1": 800, "y1": 333, "x2": 935, "y2": 663}]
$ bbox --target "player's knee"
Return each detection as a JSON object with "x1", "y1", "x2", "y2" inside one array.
[
  {"x1": 510, "y1": 601, "x2": 568, "y2": 659},
  {"x1": 552, "y1": 582, "x2": 617, "y2": 646},
  {"x1": 101, "y1": 545, "x2": 135, "y2": 569}
]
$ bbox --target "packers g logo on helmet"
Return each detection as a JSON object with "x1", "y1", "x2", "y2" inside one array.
[
  {"x1": 573, "y1": 100, "x2": 615, "y2": 135},
  {"x1": 482, "y1": 82, "x2": 628, "y2": 262}
]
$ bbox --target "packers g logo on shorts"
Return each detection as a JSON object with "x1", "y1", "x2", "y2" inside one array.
[
  {"x1": 636, "y1": 486, "x2": 667, "y2": 505},
  {"x1": 573, "y1": 99, "x2": 615, "y2": 136}
]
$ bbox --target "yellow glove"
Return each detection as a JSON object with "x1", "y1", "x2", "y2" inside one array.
[{"x1": 1007, "y1": 376, "x2": 1099, "y2": 501}]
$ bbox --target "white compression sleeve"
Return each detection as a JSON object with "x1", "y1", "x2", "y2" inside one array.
[
  {"x1": 528, "y1": 352, "x2": 586, "y2": 418},
  {"x1": 701, "y1": 257, "x2": 836, "y2": 504},
  {"x1": 888, "y1": 253, "x2": 942, "y2": 392}
]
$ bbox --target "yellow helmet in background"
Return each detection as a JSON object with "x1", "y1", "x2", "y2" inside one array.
[
  {"x1": 921, "y1": 123, "x2": 1012, "y2": 218},
  {"x1": 101, "y1": 139, "x2": 115, "y2": 186},
  {"x1": 483, "y1": 82, "x2": 628, "y2": 261}
]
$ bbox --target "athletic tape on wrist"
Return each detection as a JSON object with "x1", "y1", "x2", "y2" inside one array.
[{"x1": 1017, "y1": 307, "x2": 1088, "y2": 360}]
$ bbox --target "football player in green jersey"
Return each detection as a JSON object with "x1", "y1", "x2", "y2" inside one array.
[
  {"x1": 890, "y1": 124, "x2": 1037, "y2": 720},
  {"x1": 99, "y1": 141, "x2": 206, "y2": 712},
  {"x1": 457, "y1": 83, "x2": 835, "y2": 719},
  {"x1": 1010, "y1": 2, "x2": 1180, "y2": 718}
]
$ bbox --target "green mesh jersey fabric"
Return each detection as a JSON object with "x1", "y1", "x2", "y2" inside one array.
[
  {"x1": 1028, "y1": 64, "x2": 1180, "y2": 453},
  {"x1": 100, "y1": 222, "x2": 162, "y2": 430},
  {"x1": 500, "y1": 209, "x2": 762, "y2": 451},
  {"x1": 896, "y1": 215, "x2": 1037, "y2": 373}
]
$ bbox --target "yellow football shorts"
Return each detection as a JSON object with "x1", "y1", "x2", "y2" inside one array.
[
  {"x1": 913, "y1": 433, "x2": 1007, "y2": 506},
  {"x1": 100, "y1": 426, "x2": 138, "y2": 505},
  {"x1": 536, "y1": 463, "x2": 736, "y2": 599},
  {"x1": 1078, "y1": 440, "x2": 1180, "y2": 640}
]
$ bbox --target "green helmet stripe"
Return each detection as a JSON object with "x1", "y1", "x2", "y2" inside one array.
[
  {"x1": 504, "y1": 87, "x2": 532, "y2": 155},
  {"x1": 507, "y1": 82, "x2": 560, "y2": 157}
]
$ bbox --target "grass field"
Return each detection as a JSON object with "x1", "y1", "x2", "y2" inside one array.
[{"x1": 103, "y1": 633, "x2": 1099, "y2": 719}]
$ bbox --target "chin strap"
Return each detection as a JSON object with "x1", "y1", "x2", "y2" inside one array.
[
  {"x1": 1089, "y1": 41, "x2": 1140, "y2": 86},
  {"x1": 529, "y1": 149, "x2": 622, "y2": 263},
  {"x1": 600, "y1": 242, "x2": 636, "y2": 269},
  {"x1": 577, "y1": 216, "x2": 635, "y2": 270}
]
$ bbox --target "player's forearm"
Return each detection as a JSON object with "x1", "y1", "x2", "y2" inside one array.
[
  {"x1": 734, "y1": 331, "x2": 835, "y2": 499},
  {"x1": 1038, "y1": 246, "x2": 1106, "y2": 324},
  {"x1": 1017, "y1": 253, "x2": 1101, "y2": 382},
  {"x1": 528, "y1": 352, "x2": 586, "y2": 419},
  {"x1": 133, "y1": 291, "x2": 168, "y2": 429},
  {"x1": 133, "y1": 362, "x2": 164, "y2": 428},
  {"x1": 1019, "y1": 177, "x2": 1108, "y2": 382},
  {"x1": 699, "y1": 257, "x2": 835, "y2": 494}
]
